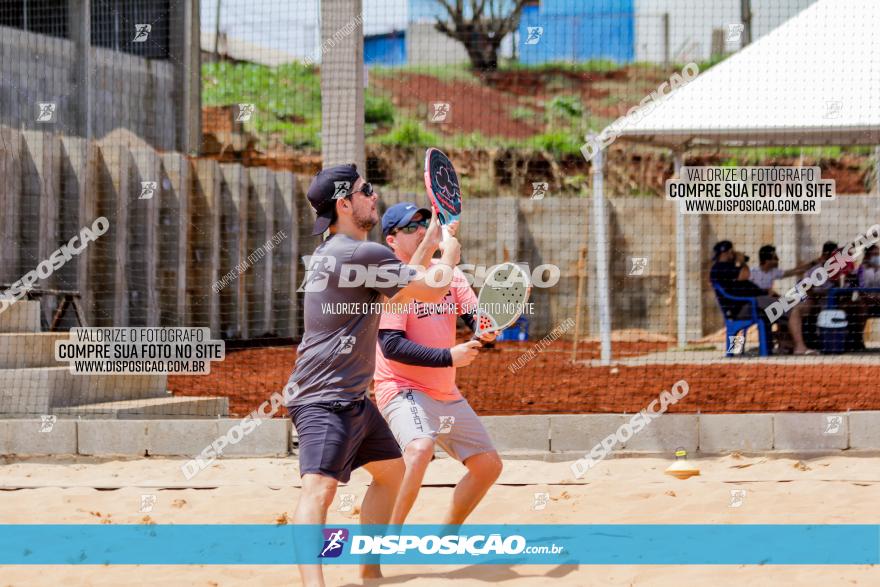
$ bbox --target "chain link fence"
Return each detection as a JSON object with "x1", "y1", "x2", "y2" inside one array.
[{"x1": 1, "y1": 0, "x2": 878, "y2": 420}]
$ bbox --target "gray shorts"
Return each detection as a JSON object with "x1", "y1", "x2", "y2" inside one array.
[{"x1": 380, "y1": 389, "x2": 496, "y2": 463}]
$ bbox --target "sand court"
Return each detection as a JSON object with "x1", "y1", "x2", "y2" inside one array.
[{"x1": 1, "y1": 454, "x2": 879, "y2": 585}]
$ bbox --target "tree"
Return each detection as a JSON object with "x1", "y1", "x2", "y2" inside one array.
[{"x1": 433, "y1": 0, "x2": 530, "y2": 71}]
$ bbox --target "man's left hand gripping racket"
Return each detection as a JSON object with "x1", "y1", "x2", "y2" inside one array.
[
  {"x1": 424, "y1": 148, "x2": 462, "y2": 242},
  {"x1": 472, "y1": 263, "x2": 532, "y2": 341}
]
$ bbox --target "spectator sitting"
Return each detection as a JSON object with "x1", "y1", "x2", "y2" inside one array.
[
  {"x1": 710, "y1": 240, "x2": 788, "y2": 350},
  {"x1": 858, "y1": 244, "x2": 880, "y2": 288},
  {"x1": 710, "y1": 241, "x2": 759, "y2": 294},
  {"x1": 788, "y1": 241, "x2": 841, "y2": 355},
  {"x1": 860, "y1": 244, "x2": 880, "y2": 324},
  {"x1": 750, "y1": 245, "x2": 814, "y2": 294},
  {"x1": 845, "y1": 244, "x2": 880, "y2": 351}
]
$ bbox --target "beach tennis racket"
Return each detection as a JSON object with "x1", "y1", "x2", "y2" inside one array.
[
  {"x1": 472, "y1": 262, "x2": 532, "y2": 340},
  {"x1": 424, "y1": 148, "x2": 462, "y2": 242}
]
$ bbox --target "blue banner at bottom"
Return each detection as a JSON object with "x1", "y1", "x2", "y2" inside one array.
[{"x1": 1, "y1": 524, "x2": 878, "y2": 565}]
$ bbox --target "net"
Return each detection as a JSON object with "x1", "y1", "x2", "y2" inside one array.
[{"x1": 0, "y1": 0, "x2": 878, "y2": 422}]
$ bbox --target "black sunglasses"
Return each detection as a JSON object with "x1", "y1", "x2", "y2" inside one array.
[
  {"x1": 351, "y1": 182, "x2": 374, "y2": 197},
  {"x1": 395, "y1": 218, "x2": 429, "y2": 234}
]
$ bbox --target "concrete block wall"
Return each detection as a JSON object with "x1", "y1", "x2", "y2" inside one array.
[
  {"x1": 608, "y1": 198, "x2": 675, "y2": 334},
  {"x1": 0, "y1": 300, "x2": 227, "y2": 418},
  {"x1": 0, "y1": 418, "x2": 291, "y2": 457},
  {"x1": 0, "y1": 26, "x2": 177, "y2": 151},
  {"x1": 486, "y1": 412, "x2": 880, "y2": 456},
  {"x1": 2, "y1": 412, "x2": 880, "y2": 457},
  {"x1": 0, "y1": 124, "x2": 299, "y2": 341},
  {"x1": 0, "y1": 27, "x2": 78, "y2": 136},
  {"x1": 91, "y1": 48, "x2": 176, "y2": 152}
]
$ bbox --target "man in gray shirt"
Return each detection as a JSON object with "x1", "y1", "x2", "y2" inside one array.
[{"x1": 287, "y1": 164, "x2": 459, "y2": 585}]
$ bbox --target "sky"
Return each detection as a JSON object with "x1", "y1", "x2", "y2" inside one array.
[{"x1": 200, "y1": 0, "x2": 410, "y2": 59}]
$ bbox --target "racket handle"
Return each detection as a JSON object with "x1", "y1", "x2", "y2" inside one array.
[{"x1": 441, "y1": 224, "x2": 451, "y2": 242}]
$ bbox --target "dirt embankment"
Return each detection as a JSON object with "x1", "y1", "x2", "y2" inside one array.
[
  {"x1": 169, "y1": 343, "x2": 880, "y2": 417},
  {"x1": 200, "y1": 61, "x2": 873, "y2": 196}
]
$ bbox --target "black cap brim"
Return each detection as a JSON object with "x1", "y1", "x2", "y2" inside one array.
[{"x1": 311, "y1": 208, "x2": 333, "y2": 236}]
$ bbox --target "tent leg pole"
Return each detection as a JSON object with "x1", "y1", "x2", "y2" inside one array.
[
  {"x1": 674, "y1": 152, "x2": 688, "y2": 349},
  {"x1": 874, "y1": 146, "x2": 880, "y2": 195},
  {"x1": 591, "y1": 143, "x2": 612, "y2": 365}
]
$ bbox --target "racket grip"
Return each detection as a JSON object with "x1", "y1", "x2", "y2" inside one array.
[{"x1": 441, "y1": 224, "x2": 451, "y2": 242}]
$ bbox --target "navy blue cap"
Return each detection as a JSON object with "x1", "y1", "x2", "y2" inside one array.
[
  {"x1": 382, "y1": 202, "x2": 431, "y2": 236},
  {"x1": 712, "y1": 240, "x2": 733, "y2": 260},
  {"x1": 306, "y1": 164, "x2": 360, "y2": 235}
]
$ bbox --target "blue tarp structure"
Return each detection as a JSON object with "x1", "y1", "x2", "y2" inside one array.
[
  {"x1": 519, "y1": 0, "x2": 635, "y2": 64},
  {"x1": 365, "y1": 30, "x2": 407, "y2": 66}
]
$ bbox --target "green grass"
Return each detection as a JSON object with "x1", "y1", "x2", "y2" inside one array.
[
  {"x1": 203, "y1": 61, "x2": 323, "y2": 148},
  {"x1": 500, "y1": 59, "x2": 624, "y2": 74},
  {"x1": 721, "y1": 146, "x2": 847, "y2": 165},
  {"x1": 692, "y1": 54, "x2": 729, "y2": 72},
  {"x1": 370, "y1": 63, "x2": 478, "y2": 84},
  {"x1": 365, "y1": 94, "x2": 395, "y2": 125},
  {"x1": 449, "y1": 131, "x2": 520, "y2": 150},
  {"x1": 204, "y1": 60, "x2": 403, "y2": 149},
  {"x1": 527, "y1": 130, "x2": 584, "y2": 156},
  {"x1": 510, "y1": 106, "x2": 540, "y2": 122},
  {"x1": 547, "y1": 95, "x2": 584, "y2": 120},
  {"x1": 373, "y1": 119, "x2": 441, "y2": 147}
]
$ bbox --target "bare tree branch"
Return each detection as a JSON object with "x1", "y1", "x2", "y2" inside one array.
[
  {"x1": 473, "y1": 0, "x2": 489, "y2": 22},
  {"x1": 434, "y1": 0, "x2": 457, "y2": 19},
  {"x1": 432, "y1": 0, "x2": 529, "y2": 70},
  {"x1": 497, "y1": 0, "x2": 529, "y2": 38}
]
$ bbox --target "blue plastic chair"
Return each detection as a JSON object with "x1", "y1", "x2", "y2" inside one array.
[{"x1": 712, "y1": 284, "x2": 771, "y2": 357}]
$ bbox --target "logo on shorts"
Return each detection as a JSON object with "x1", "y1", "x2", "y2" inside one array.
[
  {"x1": 298, "y1": 255, "x2": 336, "y2": 293},
  {"x1": 319, "y1": 528, "x2": 348, "y2": 558},
  {"x1": 438, "y1": 415, "x2": 455, "y2": 434},
  {"x1": 406, "y1": 391, "x2": 424, "y2": 432}
]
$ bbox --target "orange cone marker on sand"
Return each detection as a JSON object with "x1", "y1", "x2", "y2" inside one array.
[{"x1": 665, "y1": 448, "x2": 700, "y2": 479}]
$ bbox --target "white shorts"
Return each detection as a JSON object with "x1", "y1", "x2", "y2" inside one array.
[{"x1": 380, "y1": 389, "x2": 496, "y2": 462}]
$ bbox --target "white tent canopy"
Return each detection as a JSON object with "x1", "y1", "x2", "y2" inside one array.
[
  {"x1": 615, "y1": 0, "x2": 880, "y2": 149},
  {"x1": 589, "y1": 0, "x2": 880, "y2": 361}
]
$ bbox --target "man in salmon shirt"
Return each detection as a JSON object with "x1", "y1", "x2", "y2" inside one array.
[{"x1": 374, "y1": 202, "x2": 502, "y2": 525}]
